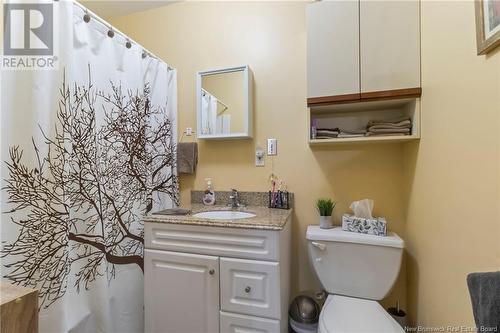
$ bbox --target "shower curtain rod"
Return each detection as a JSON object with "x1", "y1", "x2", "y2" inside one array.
[
  {"x1": 72, "y1": 1, "x2": 174, "y2": 71},
  {"x1": 202, "y1": 88, "x2": 229, "y2": 113}
]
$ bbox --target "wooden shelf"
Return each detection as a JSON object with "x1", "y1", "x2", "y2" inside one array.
[
  {"x1": 307, "y1": 97, "x2": 421, "y2": 146},
  {"x1": 307, "y1": 87, "x2": 422, "y2": 107},
  {"x1": 309, "y1": 134, "x2": 420, "y2": 145}
]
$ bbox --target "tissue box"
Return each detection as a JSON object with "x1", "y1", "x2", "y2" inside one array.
[{"x1": 341, "y1": 214, "x2": 387, "y2": 236}]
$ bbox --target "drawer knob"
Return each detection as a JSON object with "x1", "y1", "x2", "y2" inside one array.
[
  {"x1": 245, "y1": 286, "x2": 251, "y2": 293},
  {"x1": 209, "y1": 269, "x2": 215, "y2": 275}
]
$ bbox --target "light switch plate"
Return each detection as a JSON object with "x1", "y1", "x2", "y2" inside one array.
[{"x1": 267, "y1": 138, "x2": 277, "y2": 155}]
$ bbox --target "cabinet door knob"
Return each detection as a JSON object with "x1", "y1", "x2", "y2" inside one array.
[
  {"x1": 209, "y1": 269, "x2": 215, "y2": 275},
  {"x1": 245, "y1": 286, "x2": 251, "y2": 293}
]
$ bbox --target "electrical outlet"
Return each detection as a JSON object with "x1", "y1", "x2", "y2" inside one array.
[
  {"x1": 267, "y1": 138, "x2": 277, "y2": 155},
  {"x1": 255, "y1": 151, "x2": 265, "y2": 167},
  {"x1": 185, "y1": 127, "x2": 193, "y2": 136}
]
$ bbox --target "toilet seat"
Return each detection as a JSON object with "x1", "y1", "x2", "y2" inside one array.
[{"x1": 318, "y1": 295, "x2": 404, "y2": 333}]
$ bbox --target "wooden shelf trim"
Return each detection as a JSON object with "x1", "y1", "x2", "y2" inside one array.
[
  {"x1": 309, "y1": 135, "x2": 420, "y2": 145},
  {"x1": 306, "y1": 93, "x2": 361, "y2": 107},
  {"x1": 361, "y1": 87, "x2": 422, "y2": 101},
  {"x1": 307, "y1": 87, "x2": 421, "y2": 107}
]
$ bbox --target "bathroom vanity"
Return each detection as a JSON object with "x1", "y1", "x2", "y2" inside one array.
[{"x1": 143, "y1": 204, "x2": 291, "y2": 333}]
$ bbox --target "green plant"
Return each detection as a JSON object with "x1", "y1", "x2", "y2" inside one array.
[{"x1": 316, "y1": 198, "x2": 336, "y2": 216}]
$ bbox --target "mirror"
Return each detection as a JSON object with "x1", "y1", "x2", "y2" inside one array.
[{"x1": 197, "y1": 65, "x2": 253, "y2": 139}]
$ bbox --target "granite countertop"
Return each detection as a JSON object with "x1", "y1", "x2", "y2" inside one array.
[{"x1": 144, "y1": 204, "x2": 292, "y2": 231}]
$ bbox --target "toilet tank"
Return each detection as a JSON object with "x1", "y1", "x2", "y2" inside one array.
[{"x1": 306, "y1": 226, "x2": 404, "y2": 300}]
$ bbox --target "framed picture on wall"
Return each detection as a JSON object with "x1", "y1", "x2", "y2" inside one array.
[{"x1": 475, "y1": 0, "x2": 500, "y2": 54}]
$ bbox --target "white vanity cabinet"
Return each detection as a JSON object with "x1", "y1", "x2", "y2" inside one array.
[
  {"x1": 145, "y1": 250, "x2": 220, "y2": 333},
  {"x1": 144, "y1": 221, "x2": 291, "y2": 333}
]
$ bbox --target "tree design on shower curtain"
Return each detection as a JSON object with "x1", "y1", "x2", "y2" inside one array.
[{"x1": 2, "y1": 72, "x2": 179, "y2": 308}]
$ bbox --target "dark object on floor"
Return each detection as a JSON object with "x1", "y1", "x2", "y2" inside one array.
[
  {"x1": 177, "y1": 142, "x2": 198, "y2": 174},
  {"x1": 467, "y1": 271, "x2": 500, "y2": 331},
  {"x1": 289, "y1": 295, "x2": 320, "y2": 324},
  {"x1": 152, "y1": 208, "x2": 191, "y2": 216},
  {"x1": 387, "y1": 300, "x2": 407, "y2": 328}
]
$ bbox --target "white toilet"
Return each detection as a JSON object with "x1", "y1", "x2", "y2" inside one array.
[{"x1": 306, "y1": 226, "x2": 405, "y2": 333}]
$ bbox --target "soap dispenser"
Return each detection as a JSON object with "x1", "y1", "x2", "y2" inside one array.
[{"x1": 203, "y1": 178, "x2": 216, "y2": 206}]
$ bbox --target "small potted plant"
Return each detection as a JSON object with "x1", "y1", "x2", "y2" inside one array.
[{"x1": 316, "y1": 198, "x2": 336, "y2": 229}]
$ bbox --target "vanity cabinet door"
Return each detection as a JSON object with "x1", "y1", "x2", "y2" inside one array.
[
  {"x1": 220, "y1": 311, "x2": 280, "y2": 333},
  {"x1": 360, "y1": 0, "x2": 420, "y2": 93},
  {"x1": 220, "y1": 258, "x2": 280, "y2": 319},
  {"x1": 145, "y1": 249, "x2": 219, "y2": 333},
  {"x1": 307, "y1": 0, "x2": 360, "y2": 100}
]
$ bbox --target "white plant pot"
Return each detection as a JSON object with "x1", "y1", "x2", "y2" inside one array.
[{"x1": 319, "y1": 216, "x2": 333, "y2": 229}]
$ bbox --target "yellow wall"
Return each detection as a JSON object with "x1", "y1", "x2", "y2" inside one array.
[
  {"x1": 111, "y1": 1, "x2": 407, "y2": 309},
  {"x1": 403, "y1": 0, "x2": 500, "y2": 326}
]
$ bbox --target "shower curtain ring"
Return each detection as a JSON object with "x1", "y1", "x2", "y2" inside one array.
[
  {"x1": 83, "y1": 10, "x2": 91, "y2": 23},
  {"x1": 142, "y1": 50, "x2": 147, "y2": 59},
  {"x1": 126, "y1": 39, "x2": 132, "y2": 49},
  {"x1": 107, "y1": 28, "x2": 115, "y2": 38}
]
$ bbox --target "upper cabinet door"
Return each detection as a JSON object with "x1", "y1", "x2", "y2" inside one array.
[
  {"x1": 360, "y1": 0, "x2": 421, "y2": 93},
  {"x1": 307, "y1": 0, "x2": 360, "y2": 100}
]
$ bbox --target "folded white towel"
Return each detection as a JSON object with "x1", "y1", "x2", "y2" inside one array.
[
  {"x1": 366, "y1": 132, "x2": 411, "y2": 137},
  {"x1": 340, "y1": 128, "x2": 367, "y2": 135},
  {"x1": 338, "y1": 133, "x2": 366, "y2": 138},
  {"x1": 367, "y1": 118, "x2": 411, "y2": 129},
  {"x1": 368, "y1": 123, "x2": 411, "y2": 130},
  {"x1": 368, "y1": 128, "x2": 410, "y2": 134}
]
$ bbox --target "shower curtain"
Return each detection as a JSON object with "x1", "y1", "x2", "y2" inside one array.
[{"x1": 1, "y1": 2, "x2": 179, "y2": 332}]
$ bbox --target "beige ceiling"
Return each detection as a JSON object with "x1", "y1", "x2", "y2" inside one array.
[{"x1": 79, "y1": 0, "x2": 177, "y2": 19}]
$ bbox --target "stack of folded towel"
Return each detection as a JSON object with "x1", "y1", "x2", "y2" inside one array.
[
  {"x1": 315, "y1": 128, "x2": 368, "y2": 139},
  {"x1": 313, "y1": 117, "x2": 412, "y2": 140},
  {"x1": 338, "y1": 129, "x2": 367, "y2": 138},
  {"x1": 316, "y1": 128, "x2": 340, "y2": 139},
  {"x1": 366, "y1": 117, "x2": 412, "y2": 136}
]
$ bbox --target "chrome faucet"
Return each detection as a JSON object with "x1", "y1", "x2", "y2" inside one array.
[{"x1": 228, "y1": 189, "x2": 245, "y2": 209}]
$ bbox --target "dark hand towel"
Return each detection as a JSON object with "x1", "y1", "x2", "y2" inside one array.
[
  {"x1": 177, "y1": 142, "x2": 198, "y2": 174},
  {"x1": 467, "y1": 271, "x2": 500, "y2": 331}
]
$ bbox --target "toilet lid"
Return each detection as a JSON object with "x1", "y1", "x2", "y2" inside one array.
[{"x1": 320, "y1": 295, "x2": 404, "y2": 333}]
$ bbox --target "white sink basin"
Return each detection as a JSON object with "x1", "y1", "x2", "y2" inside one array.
[{"x1": 193, "y1": 210, "x2": 256, "y2": 220}]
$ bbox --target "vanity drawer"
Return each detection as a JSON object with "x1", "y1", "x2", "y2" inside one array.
[
  {"x1": 220, "y1": 311, "x2": 280, "y2": 333},
  {"x1": 145, "y1": 223, "x2": 279, "y2": 261},
  {"x1": 220, "y1": 258, "x2": 280, "y2": 319}
]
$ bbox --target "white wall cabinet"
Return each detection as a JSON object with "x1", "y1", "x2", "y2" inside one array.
[
  {"x1": 360, "y1": 0, "x2": 420, "y2": 93},
  {"x1": 306, "y1": 0, "x2": 360, "y2": 99},
  {"x1": 307, "y1": 0, "x2": 421, "y2": 105},
  {"x1": 144, "y1": 222, "x2": 291, "y2": 333}
]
